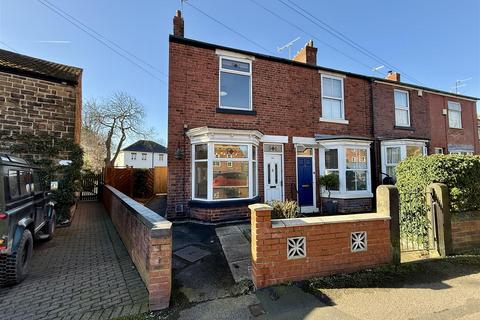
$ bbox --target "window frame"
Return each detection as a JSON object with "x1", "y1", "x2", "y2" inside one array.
[
  {"x1": 141, "y1": 153, "x2": 147, "y2": 161},
  {"x1": 320, "y1": 74, "x2": 345, "y2": 121},
  {"x1": 381, "y1": 140, "x2": 427, "y2": 180},
  {"x1": 394, "y1": 89, "x2": 410, "y2": 127},
  {"x1": 448, "y1": 101, "x2": 462, "y2": 129},
  {"x1": 131, "y1": 152, "x2": 137, "y2": 160},
  {"x1": 191, "y1": 142, "x2": 258, "y2": 201},
  {"x1": 319, "y1": 141, "x2": 372, "y2": 199},
  {"x1": 218, "y1": 56, "x2": 253, "y2": 111}
]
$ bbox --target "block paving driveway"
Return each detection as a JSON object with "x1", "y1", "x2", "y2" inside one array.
[{"x1": 0, "y1": 202, "x2": 148, "y2": 320}]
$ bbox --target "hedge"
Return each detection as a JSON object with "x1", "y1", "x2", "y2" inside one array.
[{"x1": 396, "y1": 154, "x2": 480, "y2": 215}]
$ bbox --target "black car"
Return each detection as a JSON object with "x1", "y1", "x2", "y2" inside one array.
[{"x1": 0, "y1": 154, "x2": 55, "y2": 286}]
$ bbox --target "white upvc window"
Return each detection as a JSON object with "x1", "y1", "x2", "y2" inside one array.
[
  {"x1": 158, "y1": 154, "x2": 164, "y2": 161},
  {"x1": 448, "y1": 101, "x2": 462, "y2": 129},
  {"x1": 319, "y1": 140, "x2": 372, "y2": 198},
  {"x1": 394, "y1": 90, "x2": 410, "y2": 127},
  {"x1": 131, "y1": 152, "x2": 137, "y2": 160},
  {"x1": 321, "y1": 74, "x2": 345, "y2": 121},
  {"x1": 219, "y1": 56, "x2": 252, "y2": 110},
  {"x1": 192, "y1": 143, "x2": 258, "y2": 201},
  {"x1": 142, "y1": 153, "x2": 147, "y2": 160},
  {"x1": 381, "y1": 140, "x2": 427, "y2": 180},
  {"x1": 449, "y1": 150, "x2": 474, "y2": 155}
]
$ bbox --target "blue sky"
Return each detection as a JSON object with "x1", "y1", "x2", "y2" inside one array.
[{"x1": 1, "y1": 0, "x2": 479, "y2": 144}]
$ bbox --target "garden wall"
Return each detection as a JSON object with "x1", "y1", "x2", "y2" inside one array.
[
  {"x1": 250, "y1": 201, "x2": 393, "y2": 288},
  {"x1": 103, "y1": 185, "x2": 172, "y2": 310},
  {"x1": 452, "y1": 211, "x2": 480, "y2": 253}
]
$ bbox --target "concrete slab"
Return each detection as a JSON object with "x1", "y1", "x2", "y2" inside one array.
[
  {"x1": 219, "y1": 233, "x2": 250, "y2": 246},
  {"x1": 223, "y1": 243, "x2": 251, "y2": 261},
  {"x1": 229, "y1": 259, "x2": 252, "y2": 282},
  {"x1": 216, "y1": 225, "x2": 241, "y2": 237},
  {"x1": 174, "y1": 245, "x2": 211, "y2": 263}
]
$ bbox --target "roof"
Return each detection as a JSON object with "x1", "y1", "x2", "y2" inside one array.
[
  {"x1": 170, "y1": 35, "x2": 479, "y2": 101},
  {"x1": 315, "y1": 134, "x2": 373, "y2": 141},
  {"x1": 0, "y1": 49, "x2": 82, "y2": 84},
  {"x1": 122, "y1": 140, "x2": 167, "y2": 153}
]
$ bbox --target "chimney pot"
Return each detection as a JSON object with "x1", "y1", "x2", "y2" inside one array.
[
  {"x1": 293, "y1": 40, "x2": 317, "y2": 65},
  {"x1": 173, "y1": 10, "x2": 184, "y2": 37}
]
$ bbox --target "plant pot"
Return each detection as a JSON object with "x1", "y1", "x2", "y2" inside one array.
[{"x1": 324, "y1": 200, "x2": 338, "y2": 214}]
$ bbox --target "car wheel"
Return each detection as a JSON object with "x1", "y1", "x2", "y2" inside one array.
[{"x1": 0, "y1": 229, "x2": 33, "y2": 286}]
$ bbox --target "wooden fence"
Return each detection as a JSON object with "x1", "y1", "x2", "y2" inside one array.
[{"x1": 104, "y1": 167, "x2": 168, "y2": 198}]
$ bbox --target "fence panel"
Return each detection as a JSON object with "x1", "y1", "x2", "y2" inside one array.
[{"x1": 153, "y1": 167, "x2": 168, "y2": 194}]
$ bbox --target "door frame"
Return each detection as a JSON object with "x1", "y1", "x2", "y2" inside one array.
[
  {"x1": 295, "y1": 145, "x2": 317, "y2": 213},
  {"x1": 263, "y1": 144, "x2": 285, "y2": 202}
]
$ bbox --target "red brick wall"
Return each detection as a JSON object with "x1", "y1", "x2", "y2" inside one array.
[
  {"x1": 167, "y1": 40, "x2": 373, "y2": 220},
  {"x1": 250, "y1": 205, "x2": 391, "y2": 288},
  {"x1": 372, "y1": 82, "x2": 430, "y2": 140},
  {"x1": 427, "y1": 93, "x2": 479, "y2": 154},
  {"x1": 452, "y1": 212, "x2": 480, "y2": 253},
  {"x1": 103, "y1": 186, "x2": 172, "y2": 310}
]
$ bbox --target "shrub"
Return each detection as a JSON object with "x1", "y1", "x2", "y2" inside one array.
[
  {"x1": 269, "y1": 200, "x2": 299, "y2": 219},
  {"x1": 318, "y1": 174, "x2": 340, "y2": 198},
  {"x1": 396, "y1": 154, "x2": 480, "y2": 214}
]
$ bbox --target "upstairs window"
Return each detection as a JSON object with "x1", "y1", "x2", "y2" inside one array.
[
  {"x1": 158, "y1": 154, "x2": 164, "y2": 161},
  {"x1": 321, "y1": 75, "x2": 344, "y2": 120},
  {"x1": 219, "y1": 57, "x2": 252, "y2": 110},
  {"x1": 394, "y1": 90, "x2": 410, "y2": 127},
  {"x1": 448, "y1": 101, "x2": 462, "y2": 129},
  {"x1": 142, "y1": 153, "x2": 147, "y2": 160},
  {"x1": 131, "y1": 153, "x2": 137, "y2": 160}
]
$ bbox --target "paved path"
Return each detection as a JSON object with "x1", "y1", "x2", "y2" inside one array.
[{"x1": 0, "y1": 202, "x2": 148, "y2": 320}]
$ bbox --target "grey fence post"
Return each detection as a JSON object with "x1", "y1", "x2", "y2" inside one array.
[
  {"x1": 427, "y1": 183, "x2": 452, "y2": 257},
  {"x1": 377, "y1": 185, "x2": 400, "y2": 265}
]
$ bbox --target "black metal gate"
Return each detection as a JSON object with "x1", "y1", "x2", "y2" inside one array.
[
  {"x1": 80, "y1": 173, "x2": 103, "y2": 201},
  {"x1": 399, "y1": 190, "x2": 438, "y2": 255}
]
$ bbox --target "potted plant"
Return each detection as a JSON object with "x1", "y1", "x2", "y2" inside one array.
[{"x1": 318, "y1": 174, "x2": 340, "y2": 214}]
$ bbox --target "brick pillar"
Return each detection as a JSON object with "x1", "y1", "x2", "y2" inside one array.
[
  {"x1": 148, "y1": 230, "x2": 172, "y2": 310},
  {"x1": 376, "y1": 185, "x2": 400, "y2": 265},
  {"x1": 249, "y1": 204, "x2": 272, "y2": 288},
  {"x1": 427, "y1": 183, "x2": 452, "y2": 257}
]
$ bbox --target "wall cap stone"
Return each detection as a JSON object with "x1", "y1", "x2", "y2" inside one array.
[
  {"x1": 272, "y1": 213, "x2": 390, "y2": 228},
  {"x1": 106, "y1": 185, "x2": 172, "y2": 235},
  {"x1": 248, "y1": 203, "x2": 273, "y2": 211}
]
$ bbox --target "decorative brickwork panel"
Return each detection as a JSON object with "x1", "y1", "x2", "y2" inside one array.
[
  {"x1": 351, "y1": 231, "x2": 368, "y2": 252},
  {"x1": 287, "y1": 237, "x2": 306, "y2": 259}
]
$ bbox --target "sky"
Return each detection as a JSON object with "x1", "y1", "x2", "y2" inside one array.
[{"x1": 0, "y1": 0, "x2": 479, "y2": 144}]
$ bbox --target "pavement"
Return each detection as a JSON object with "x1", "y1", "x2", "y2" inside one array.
[
  {"x1": 0, "y1": 202, "x2": 148, "y2": 320},
  {"x1": 175, "y1": 256, "x2": 480, "y2": 320},
  {"x1": 215, "y1": 224, "x2": 252, "y2": 283}
]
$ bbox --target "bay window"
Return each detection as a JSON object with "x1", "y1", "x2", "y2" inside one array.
[
  {"x1": 188, "y1": 127, "x2": 262, "y2": 201},
  {"x1": 381, "y1": 140, "x2": 427, "y2": 180},
  {"x1": 219, "y1": 57, "x2": 252, "y2": 110},
  {"x1": 192, "y1": 143, "x2": 258, "y2": 201},
  {"x1": 319, "y1": 140, "x2": 372, "y2": 198}
]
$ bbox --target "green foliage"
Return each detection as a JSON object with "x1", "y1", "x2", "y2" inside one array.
[
  {"x1": 269, "y1": 200, "x2": 299, "y2": 219},
  {"x1": 396, "y1": 155, "x2": 480, "y2": 238},
  {"x1": 318, "y1": 174, "x2": 339, "y2": 198},
  {"x1": 9, "y1": 132, "x2": 84, "y2": 221},
  {"x1": 132, "y1": 169, "x2": 149, "y2": 198}
]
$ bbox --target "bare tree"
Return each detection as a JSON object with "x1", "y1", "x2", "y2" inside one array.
[{"x1": 83, "y1": 92, "x2": 153, "y2": 167}]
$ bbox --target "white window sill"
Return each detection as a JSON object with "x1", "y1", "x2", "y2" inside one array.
[
  {"x1": 319, "y1": 117, "x2": 349, "y2": 125},
  {"x1": 322, "y1": 191, "x2": 373, "y2": 199}
]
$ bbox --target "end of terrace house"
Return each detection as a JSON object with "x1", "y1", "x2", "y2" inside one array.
[{"x1": 166, "y1": 10, "x2": 480, "y2": 222}]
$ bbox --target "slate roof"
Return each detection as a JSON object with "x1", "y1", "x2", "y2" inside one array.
[
  {"x1": 0, "y1": 48, "x2": 82, "y2": 83},
  {"x1": 122, "y1": 140, "x2": 167, "y2": 153}
]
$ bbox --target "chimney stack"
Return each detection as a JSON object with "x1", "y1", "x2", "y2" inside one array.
[
  {"x1": 292, "y1": 40, "x2": 317, "y2": 65},
  {"x1": 385, "y1": 71, "x2": 400, "y2": 82},
  {"x1": 173, "y1": 10, "x2": 184, "y2": 37}
]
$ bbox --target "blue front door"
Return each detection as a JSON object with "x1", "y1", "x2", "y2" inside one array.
[{"x1": 297, "y1": 157, "x2": 313, "y2": 206}]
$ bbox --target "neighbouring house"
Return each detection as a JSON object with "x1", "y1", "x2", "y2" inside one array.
[
  {"x1": 0, "y1": 49, "x2": 82, "y2": 158},
  {"x1": 167, "y1": 10, "x2": 479, "y2": 222},
  {"x1": 114, "y1": 140, "x2": 168, "y2": 169}
]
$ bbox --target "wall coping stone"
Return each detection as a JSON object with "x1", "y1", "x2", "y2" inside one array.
[
  {"x1": 272, "y1": 213, "x2": 390, "y2": 228},
  {"x1": 106, "y1": 185, "x2": 172, "y2": 236},
  {"x1": 452, "y1": 211, "x2": 480, "y2": 221},
  {"x1": 248, "y1": 203, "x2": 273, "y2": 211}
]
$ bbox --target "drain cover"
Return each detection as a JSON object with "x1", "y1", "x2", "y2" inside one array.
[{"x1": 174, "y1": 245, "x2": 211, "y2": 263}]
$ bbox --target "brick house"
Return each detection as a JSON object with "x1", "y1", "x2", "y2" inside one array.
[
  {"x1": 0, "y1": 49, "x2": 82, "y2": 158},
  {"x1": 167, "y1": 11, "x2": 479, "y2": 222}
]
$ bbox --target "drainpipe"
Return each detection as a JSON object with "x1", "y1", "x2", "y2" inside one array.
[{"x1": 370, "y1": 79, "x2": 379, "y2": 211}]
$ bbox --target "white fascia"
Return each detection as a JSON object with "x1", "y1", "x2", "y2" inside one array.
[{"x1": 186, "y1": 126, "x2": 263, "y2": 145}]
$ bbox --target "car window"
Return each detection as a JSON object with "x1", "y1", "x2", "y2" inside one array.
[
  {"x1": 19, "y1": 171, "x2": 32, "y2": 197},
  {"x1": 6, "y1": 170, "x2": 20, "y2": 200},
  {"x1": 32, "y1": 170, "x2": 44, "y2": 194}
]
